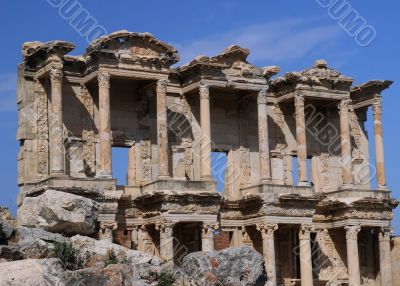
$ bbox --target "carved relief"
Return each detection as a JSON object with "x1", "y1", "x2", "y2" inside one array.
[
  {"x1": 320, "y1": 152, "x2": 330, "y2": 191},
  {"x1": 182, "y1": 137, "x2": 193, "y2": 180},
  {"x1": 35, "y1": 79, "x2": 49, "y2": 176},
  {"x1": 80, "y1": 85, "x2": 96, "y2": 176},
  {"x1": 239, "y1": 147, "x2": 251, "y2": 187},
  {"x1": 140, "y1": 140, "x2": 152, "y2": 182}
]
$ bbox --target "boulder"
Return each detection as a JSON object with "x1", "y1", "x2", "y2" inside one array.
[
  {"x1": 0, "y1": 258, "x2": 65, "y2": 286},
  {"x1": 17, "y1": 190, "x2": 98, "y2": 235},
  {"x1": 181, "y1": 246, "x2": 267, "y2": 286},
  {"x1": 17, "y1": 226, "x2": 69, "y2": 259},
  {"x1": 62, "y1": 264, "x2": 152, "y2": 286},
  {"x1": 70, "y1": 235, "x2": 161, "y2": 266},
  {"x1": 1, "y1": 220, "x2": 16, "y2": 241},
  {"x1": 0, "y1": 245, "x2": 23, "y2": 261}
]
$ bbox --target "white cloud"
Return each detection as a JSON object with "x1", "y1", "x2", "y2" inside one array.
[
  {"x1": 173, "y1": 18, "x2": 342, "y2": 65},
  {"x1": 0, "y1": 73, "x2": 17, "y2": 112}
]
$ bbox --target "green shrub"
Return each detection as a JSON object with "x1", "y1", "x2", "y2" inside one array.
[
  {"x1": 157, "y1": 271, "x2": 175, "y2": 286},
  {"x1": 105, "y1": 248, "x2": 118, "y2": 266},
  {"x1": 53, "y1": 241, "x2": 79, "y2": 270}
]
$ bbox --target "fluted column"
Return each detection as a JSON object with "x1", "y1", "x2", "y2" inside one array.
[
  {"x1": 158, "y1": 221, "x2": 175, "y2": 262},
  {"x1": 157, "y1": 80, "x2": 170, "y2": 178},
  {"x1": 257, "y1": 88, "x2": 271, "y2": 182},
  {"x1": 49, "y1": 68, "x2": 65, "y2": 175},
  {"x1": 200, "y1": 84, "x2": 212, "y2": 180},
  {"x1": 295, "y1": 94, "x2": 308, "y2": 185},
  {"x1": 299, "y1": 225, "x2": 314, "y2": 286},
  {"x1": 379, "y1": 227, "x2": 393, "y2": 286},
  {"x1": 372, "y1": 96, "x2": 386, "y2": 189},
  {"x1": 127, "y1": 144, "x2": 136, "y2": 185},
  {"x1": 98, "y1": 71, "x2": 112, "y2": 178},
  {"x1": 202, "y1": 222, "x2": 217, "y2": 252},
  {"x1": 257, "y1": 223, "x2": 278, "y2": 285},
  {"x1": 339, "y1": 99, "x2": 353, "y2": 187},
  {"x1": 345, "y1": 225, "x2": 361, "y2": 286}
]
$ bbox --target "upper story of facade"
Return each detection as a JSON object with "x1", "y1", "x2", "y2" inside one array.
[{"x1": 16, "y1": 30, "x2": 393, "y2": 202}]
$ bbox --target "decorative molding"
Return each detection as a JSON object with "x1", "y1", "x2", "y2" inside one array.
[
  {"x1": 256, "y1": 223, "x2": 278, "y2": 239},
  {"x1": 199, "y1": 83, "x2": 210, "y2": 100},
  {"x1": 345, "y1": 224, "x2": 361, "y2": 240},
  {"x1": 257, "y1": 87, "x2": 268, "y2": 104},
  {"x1": 49, "y1": 68, "x2": 63, "y2": 83},
  {"x1": 98, "y1": 71, "x2": 110, "y2": 88}
]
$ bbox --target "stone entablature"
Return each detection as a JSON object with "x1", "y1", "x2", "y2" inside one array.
[{"x1": 16, "y1": 30, "x2": 397, "y2": 286}]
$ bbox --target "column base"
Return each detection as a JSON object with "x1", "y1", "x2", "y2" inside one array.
[
  {"x1": 157, "y1": 175, "x2": 171, "y2": 180},
  {"x1": 377, "y1": 185, "x2": 388, "y2": 191},
  {"x1": 339, "y1": 183, "x2": 354, "y2": 190},
  {"x1": 298, "y1": 181, "x2": 310, "y2": 187},
  {"x1": 98, "y1": 171, "x2": 112, "y2": 179},
  {"x1": 50, "y1": 170, "x2": 65, "y2": 176}
]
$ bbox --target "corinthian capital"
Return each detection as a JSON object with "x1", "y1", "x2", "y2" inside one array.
[
  {"x1": 199, "y1": 83, "x2": 210, "y2": 99},
  {"x1": 257, "y1": 223, "x2": 278, "y2": 239},
  {"x1": 294, "y1": 94, "x2": 304, "y2": 107},
  {"x1": 50, "y1": 68, "x2": 63, "y2": 83},
  {"x1": 378, "y1": 227, "x2": 392, "y2": 242},
  {"x1": 98, "y1": 71, "x2": 110, "y2": 88},
  {"x1": 299, "y1": 224, "x2": 314, "y2": 240},
  {"x1": 345, "y1": 224, "x2": 361, "y2": 240},
  {"x1": 156, "y1": 79, "x2": 169, "y2": 94},
  {"x1": 257, "y1": 87, "x2": 268, "y2": 104},
  {"x1": 338, "y1": 99, "x2": 351, "y2": 113},
  {"x1": 372, "y1": 96, "x2": 382, "y2": 115}
]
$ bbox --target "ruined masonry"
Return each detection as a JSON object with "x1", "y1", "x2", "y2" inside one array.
[{"x1": 16, "y1": 30, "x2": 397, "y2": 286}]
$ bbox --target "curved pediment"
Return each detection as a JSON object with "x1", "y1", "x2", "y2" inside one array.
[{"x1": 85, "y1": 30, "x2": 179, "y2": 66}]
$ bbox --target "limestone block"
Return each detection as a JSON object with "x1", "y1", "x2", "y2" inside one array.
[
  {"x1": 181, "y1": 246, "x2": 267, "y2": 286},
  {"x1": 70, "y1": 234, "x2": 161, "y2": 266},
  {"x1": 17, "y1": 190, "x2": 98, "y2": 236},
  {"x1": 0, "y1": 258, "x2": 65, "y2": 286}
]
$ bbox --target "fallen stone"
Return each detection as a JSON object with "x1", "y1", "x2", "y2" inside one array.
[
  {"x1": 0, "y1": 258, "x2": 65, "y2": 286},
  {"x1": 17, "y1": 189, "x2": 98, "y2": 235},
  {"x1": 0, "y1": 245, "x2": 23, "y2": 261},
  {"x1": 62, "y1": 264, "x2": 150, "y2": 286},
  {"x1": 181, "y1": 246, "x2": 267, "y2": 286},
  {"x1": 0, "y1": 206, "x2": 11, "y2": 221},
  {"x1": 1, "y1": 220, "x2": 16, "y2": 240},
  {"x1": 16, "y1": 226, "x2": 69, "y2": 259},
  {"x1": 70, "y1": 235, "x2": 161, "y2": 266}
]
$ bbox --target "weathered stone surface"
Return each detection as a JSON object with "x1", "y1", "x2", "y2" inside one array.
[
  {"x1": 391, "y1": 236, "x2": 400, "y2": 286},
  {"x1": 17, "y1": 190, "x2": 98, "y2": 235},
  {"x1": 1, "y1": 220, "x2": 15, "y2": 240},
  {"x1": 0, "y1": 245, "x2": 22, "y2": 261},
  {"x1": 0, "y1": 258, "x2": 65, "y2": 286},
  {"x1": 0, "y1": 207, "x2": 11, "y2": 221},
  {"x1": 70, "y1": 235, "x2": 161, "y2": 266},
  {"x1": 181, "y1": 246, "x2": 267, "y2": 286},
  {"x1": 16, "y1": 226, "x2": 69, "y2": 259},
  {"x1": 62, "y1": 264, "x2": 156, "y2": 286}
]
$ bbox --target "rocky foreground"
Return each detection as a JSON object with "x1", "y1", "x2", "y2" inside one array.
[{"x1": 0, "y1": 206, "x2": 267, "y2": 286}]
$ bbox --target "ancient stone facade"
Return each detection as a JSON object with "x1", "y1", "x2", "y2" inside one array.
[{"x1": 16, "y1": 30, "x2": 397, "y2": 286}]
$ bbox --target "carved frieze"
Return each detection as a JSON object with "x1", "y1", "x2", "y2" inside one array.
[
  {"x1": 239, "y1": 147, "x2": 251, "y2": 187},
  {"x1": 140, "y1": 140, "x2": 152, "y2": 182},
  {"x1": 80, "y1": 85, "x2": 96, "y2": 176},
  {"x1": 35, "y1": 78, "x2": 49, "y2": 177}
]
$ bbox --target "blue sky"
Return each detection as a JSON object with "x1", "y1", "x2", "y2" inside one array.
[{"x1": 0, "y1": 1, "x2": 399, "y2": 233}]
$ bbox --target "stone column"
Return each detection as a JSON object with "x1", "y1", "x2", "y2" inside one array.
[
  {"x1": 257, "y1": 88, "x2": 271, "y2": 182},
  {"x1": 202, "y1": 222, "x2": 217, "y2": 252},
  {"x1": 131, "y1": 226, "x2": 138, "y2": 250},
  {"x1": 378, "y1": 227, "x2": 393, "y2": 286},
  {"x1": 200, "y1": 84, "x2": 212, "y2": 180},
  {"x1": 127, "y1": 144, "x2": 136, "y2": 185},
  {"x1": 49, "y1": 68, "x2": 65, "y2": 175},
  {"x1": 257, "y1": 223, "x2": 278, "y2": 285},
  {"x1": 345, "y1": 225, "x2": 361, "y2": 286},
  {"x1": 158, "y1": 221, "x2": 175, "y2": 262},
  {"x1": 99, "y1": 221, "x2": 117, "y2": 242},
  {"x1": 372, "y1": 96, "x2": 386, "y2": 189},
  {"x1": 157, "y1": 80, "x2": 170, "y2": 179},
  {"x1": 299, "y1": 225, "x2": 314, "y2": 286},
  {"x1": 98, "y1": 71, "x2": 112, "y2": 178},
  {"x1": 295, "y1": 94, "x2": 308, "y2": 186},
  {"x1": 338, "y1": 99, "x2": 353, "y2": 187}
]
